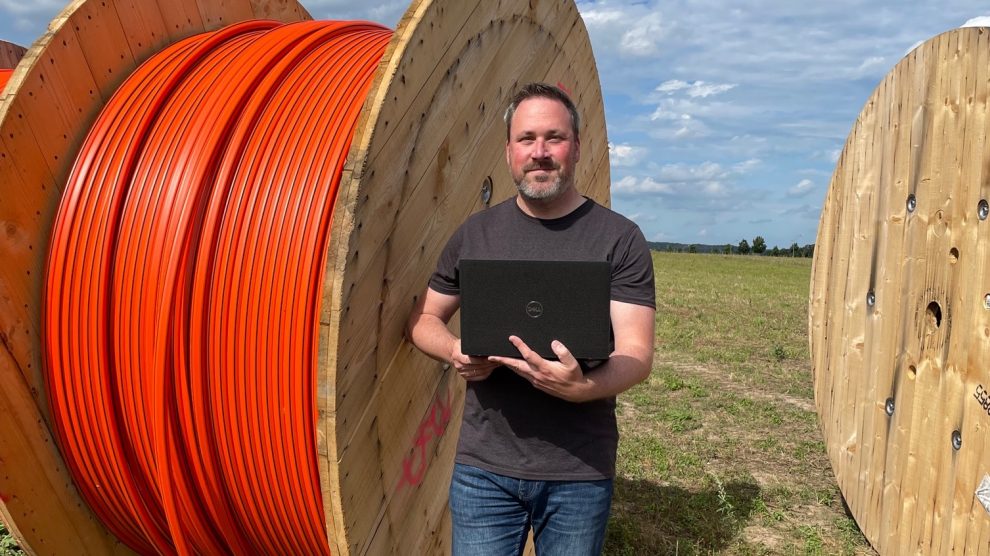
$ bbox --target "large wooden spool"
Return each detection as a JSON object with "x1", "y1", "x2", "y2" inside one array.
[
  {"x1": 0, "y1": 0, "x2": 608, "y2": 554},
  {"x1": 811, "y1": 27, "x2": 990, "y2": 555},
  {"x1": 0, "y1": 40, "x2": 25, "y2": 69}
]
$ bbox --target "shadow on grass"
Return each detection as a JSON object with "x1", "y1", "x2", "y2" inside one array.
[{"x1": 604, "y1": 476, "x2": 761, "y2": 555}]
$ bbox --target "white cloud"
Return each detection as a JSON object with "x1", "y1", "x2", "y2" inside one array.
[
  {"x1": 656, "y1": 80, "x2": 736, "y2": 98},
  {"x1": 961, "y1": 16, "x2": 990, "y2": 28},
  {"x1": 580, "y1": 8, "x2": 626, "y2": 27},
  {"x1": 787, "y1": 179, "x2": 816, "y2": 197},
  {"x1": 856, "y1": 56, "x2": 886, "y2": 74},
  {"x1": 656, "y1": 161, "x2": 726, "y2": 182},
  {"x1": 619, "y1": 12, "x2": 667, "y2": 57},
  {"x1": 733, "y1": 159, "x2": 762, "y2": 173},
  {"x1": 646, "y1": 79, "x2": 738, "y2": 140},
  {"x1": 580, "y1": 5, "x2": 669, "y2": 58},
  {"x1": 613, "y1": 176, "x2": 674, "y2": 195},
  {"x1": 648, "y1": 109, "x2": 709, "y2": 139},
  {"x1": 612, "y1": 159, "x2": 757, "y2": 207},
  {"x1": 608, "y1": 142, "x2": 648, "y2": 168}
]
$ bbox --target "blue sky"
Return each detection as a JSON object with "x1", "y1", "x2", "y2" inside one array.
[{"x1": 2, "y1": 1, "x2": 989, "y2": 248}]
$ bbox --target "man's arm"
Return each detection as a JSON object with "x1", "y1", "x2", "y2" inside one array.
[
  {"x1": 488, "y1": 300, "x2": 656, "y2": 402},
  {"x1": 406, "y1": 286, "x2": 499, "y2": 380}
]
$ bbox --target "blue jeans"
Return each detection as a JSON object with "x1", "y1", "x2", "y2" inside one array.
[{"x1": 449, "y1": 463, "x2": 613, "y2": 556}]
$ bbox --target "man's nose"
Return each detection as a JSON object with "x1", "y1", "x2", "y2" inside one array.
[{"x1": 531, "y1": 139, "x2": 549, "y2": 158}]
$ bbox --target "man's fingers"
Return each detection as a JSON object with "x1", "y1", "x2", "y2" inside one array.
[
  {"x1": 487, "y1": 355, "x2": 519, "y2": 371},
  {"x1": 508, "y1": 335, "x2": 544, "y2": 365},
  {"x1": 551, "y1": 340, "x2": 578, "y2": 368}
]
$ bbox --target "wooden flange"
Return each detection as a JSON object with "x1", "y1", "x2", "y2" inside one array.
[
  {"x1": 320, "y1": 0, "x2": 608, "y2": 553},
  {"x1": 0, "y1": 40, "x2": 26, "y2": 69},
  {"x1": 0, "y1": 0, "x2": 309, "y2": 554},
  {"x1": 811, "y1": 26, "x2": 990, "y2": 555}
]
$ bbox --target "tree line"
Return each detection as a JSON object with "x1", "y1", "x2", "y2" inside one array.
[{"x1": 648, "y1": 236, "x2": 815, "y2": 257}]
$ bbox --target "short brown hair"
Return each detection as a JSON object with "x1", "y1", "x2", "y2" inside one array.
[{"x1": 503, "y1": 82, "x2": 580, "y2": 141}]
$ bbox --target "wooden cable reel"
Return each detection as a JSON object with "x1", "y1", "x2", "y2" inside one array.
[
  {"x1": 0, "y1": 0, "x2": 609, "y2": 553},
  {"x1": 0, "y1": 40, "x2": 26, "y2": 90},
  {"x1": 811, "y1": 27, "x2": 990, "y2": 555}
]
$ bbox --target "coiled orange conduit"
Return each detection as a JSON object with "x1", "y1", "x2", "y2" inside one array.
[
  {"x1": 42, "y1": 20, "x2": 392, "y2": 555},
  {"x1": 0, "y1": 69, "x2": 12, "y2": 90}
]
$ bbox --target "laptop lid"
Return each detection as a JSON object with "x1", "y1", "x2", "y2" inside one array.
[{"x1": 459, "y1": 259, "x2": 611, "y2": 360}]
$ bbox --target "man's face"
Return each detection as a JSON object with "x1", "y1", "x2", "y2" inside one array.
[{"x1": 505, "y1": 97, "x2": 580, "y2": 202}]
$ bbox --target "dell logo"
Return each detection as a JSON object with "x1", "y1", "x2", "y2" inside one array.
[{"x1": 526, "y1": 301, "x2": 544, "y2": 318}]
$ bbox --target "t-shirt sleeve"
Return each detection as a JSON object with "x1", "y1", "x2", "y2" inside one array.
[
  {"x1": 611, "y1": 225, "x2": 656, "y2": 309},
  {"x1": 428, "y1": 224, "x2": 464, "y2": 295}
]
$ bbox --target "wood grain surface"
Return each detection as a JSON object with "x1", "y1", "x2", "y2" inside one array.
[{"x1": 811, "y1": 26, "x2": 990, "y2": 556}]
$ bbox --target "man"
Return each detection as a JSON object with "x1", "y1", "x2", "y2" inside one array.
[{"x1": 406, "y1": 83, "x2": 656, "y2": 555}]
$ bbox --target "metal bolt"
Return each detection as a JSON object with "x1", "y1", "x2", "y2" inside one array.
[
  {"x1": 481, "y1": 176, "x2": 493, "y2": 206},
  {"x1": 984, "y1": 293, "x2": 990, "y2": 310},
  {"x1": 885, "y1": 397, "x2": 895, "y2": 416},
  {"x1": 906, "y1": 194, "x2": 917, "y2": 213},
  {"x1": 980, "y1": 200, "x2": 989, "y2": 221},
  {"x1": 952, "y1": 430, "x2": 962, "y2": 451},
  {"x1": 867, "y1": 291, "x2": 876, "y2": 307}
]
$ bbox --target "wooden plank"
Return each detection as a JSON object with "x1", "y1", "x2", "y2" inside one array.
[{"x1": 955, "y1": 26, "x2": 990, "y2": 556}]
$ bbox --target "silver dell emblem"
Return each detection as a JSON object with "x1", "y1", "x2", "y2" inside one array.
[{"x1": 526, "y1": 301, "x2": 544, "y2": 318}]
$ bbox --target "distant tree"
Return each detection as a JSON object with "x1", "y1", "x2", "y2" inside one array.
[
  {"x1": 738, "y1": 239, "x2": 751, "y2": 255},
  {"x1": 770, "y1": 246, "x2": 780, "y2": 257},
  {"x1": 752, "y1": 235, "x2": 767, "y2": 254},
  {"x1": 723, "y1": 243, "x2": 732, "y2": 255},
  {"x1": 802, "y1": 244, "x2": 815, "y2": 258},
  {"x1": 688, "y1": 244, "x2": 698, "y2": 253},
  {"x1": 789, "y1": 242, "x2": 800, "y2": 257}
]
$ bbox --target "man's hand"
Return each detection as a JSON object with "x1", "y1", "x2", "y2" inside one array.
[
  {"x1": 451, "y1": 339, "x2": 499, "y2": 382},
  {"x1": 488, "y1": 336, "x2": 591, "y2": 402},
  {"x1": 489, "y1": 301, "x2": 656, "y2": 403}
]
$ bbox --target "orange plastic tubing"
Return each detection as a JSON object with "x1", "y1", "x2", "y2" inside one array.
[
  {"x1": 0, "y1": 68, "x2": 11, "y2": 90},
  {"x1": 42, "y1": 19, "x2": 391, "y2": 555}
]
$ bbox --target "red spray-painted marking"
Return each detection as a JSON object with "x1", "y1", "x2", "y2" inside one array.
[
  {"x1": 398, "y1": 391, "x2": 452, "y2": 490},
  {"x1": 556, "y1": 81, "x2": 573, "y2": 96}
]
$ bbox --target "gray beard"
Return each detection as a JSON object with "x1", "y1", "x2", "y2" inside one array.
[{"x1": 515, "y1": 175, "x2": 567, "y2": 201}]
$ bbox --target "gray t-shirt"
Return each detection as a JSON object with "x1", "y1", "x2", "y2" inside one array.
[{"x1": 429, "y1": 196, "x2": 655, "y2": 480}]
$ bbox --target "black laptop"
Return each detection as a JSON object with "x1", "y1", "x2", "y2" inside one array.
[{"x1": 459, "y1": 259, "x2": 611, "y2": 360}]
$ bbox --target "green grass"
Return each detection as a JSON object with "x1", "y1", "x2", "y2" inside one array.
[
  {"x1": 604, "y1": 252, "x2": 873, "y2": 555},
  {"x1": 0, "y1": 522, "x2": 22, "y2": 556}
]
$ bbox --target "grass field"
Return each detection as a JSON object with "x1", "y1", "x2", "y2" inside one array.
[
  {"x1": 0, "y1": 251, "x2": 871, "y2": 555},
  {"x1": 603, "y1": 251, "x2": 873, "y2": 555}
]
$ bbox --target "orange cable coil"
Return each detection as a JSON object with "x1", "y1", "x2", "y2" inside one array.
[
  {"x1": 0, "y1": 68, "x2": 11, "y2": 90},
  {"x1": 42, "y1": 19, "x2": 392, "y2": 555}
]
